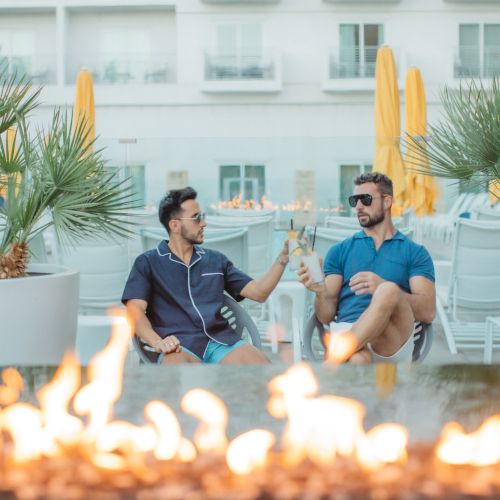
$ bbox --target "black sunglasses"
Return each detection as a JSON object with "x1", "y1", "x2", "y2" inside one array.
[{"x1": 348, "y1": 194, "x2": 385, "y2": 207}]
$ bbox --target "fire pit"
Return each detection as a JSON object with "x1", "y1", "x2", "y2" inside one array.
[{"x1": 2, "y1": 318, "x2": 500, "y2": 499}]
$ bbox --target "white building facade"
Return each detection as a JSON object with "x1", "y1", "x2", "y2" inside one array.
[{"x1": 0, "y1": 0, "x2": 498, "y2": 212}]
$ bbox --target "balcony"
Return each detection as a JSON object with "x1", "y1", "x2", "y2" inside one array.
[
  {"x1": 200, "y1": 50, "x2": 282, "y2": 93},
  {"x1": 454, "y1": 46, "x2": 500, "y2": 79},
  {"x1": 0, "y1": 53, "x2": 56, "y2": 85},
  {"x1": 66, "y1": 52, "x2": 176, "y2": 85},
  {"x1": 323, "y1": 45, "x2": 405, "y2": 92}
]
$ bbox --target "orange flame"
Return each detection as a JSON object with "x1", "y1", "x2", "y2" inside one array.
[
  {"x1": 181, "y1": 389, "x2": 228, "y2": 453},
  {"x1": 436, "y1": 417, "x2": 500, "y2": 466},
  {"x1": 226, "y1": 430, "x2": 275, "y2": 475},
  {"x1": 325, "y1": 331, "x2": 359, "y2": 364}
]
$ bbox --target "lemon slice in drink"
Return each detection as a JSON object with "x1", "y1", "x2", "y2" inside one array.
[{"x1": 291, "y1": 246, "x2": 303, "y2": 257}]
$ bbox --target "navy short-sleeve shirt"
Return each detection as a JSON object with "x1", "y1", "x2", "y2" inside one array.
[
  {"x1": 122, "y1": 240, "x2": 253, "y2": 358},
  {"x1": 323, "y1": 230, "x2": 435, "y2": 324}
]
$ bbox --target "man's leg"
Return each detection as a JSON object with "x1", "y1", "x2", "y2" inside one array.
[
  {"x1": 220, "y1": 344, "x2": 270, "y2": 364},
  {"x1": 350, "y1": 281, "x2": 414, "y2": 358},
  {"x1": 160, "y1": 351, "x2": 201, "y2": 364}
]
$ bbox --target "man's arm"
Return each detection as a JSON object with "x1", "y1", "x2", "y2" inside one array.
[
  {"x1": 297, "y1": 261, "x2": 343, "y2": 325},
  {"x1": 126, "y1": 299, "x2": 181, "y2": 353},
  {"x1": 239, "y1": 241, "x2": 289, "y2": 303},
  {"x1": 405, "y1": 276, "x2": 436, "y2": 324}
]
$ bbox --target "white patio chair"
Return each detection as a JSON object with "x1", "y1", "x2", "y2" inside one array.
[
  {"x1": 215, "y1": 208, "x2": 275, "y2": 218},
  {"x1": 206, "y1": 215, "x2": 273, "y2": 278},
  {"x1": 139, "y1": 225, "x2": 249, "y2": 274},
  {"x1": 436, "y1": 219, "x2": 500, "y2": 358},
  {"x1": 476, "y1": 207, "x2": 500, "y2": 222},
  {"x1": 55, "y1": 235, "x2": 130, "y2": 313}
]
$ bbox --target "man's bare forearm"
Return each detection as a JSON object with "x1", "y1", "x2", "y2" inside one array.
[
  {"x1": 314, "y1": 287, "x2": 338, "y2": 325},
  {"x1": 126, "y1": 301, "x2": 162, "y2": 346},
  {"x1": 403, "y1": 291, "x2": 436, "y2": 324}
]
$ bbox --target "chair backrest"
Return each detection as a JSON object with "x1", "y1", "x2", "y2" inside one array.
[
  {"x1": 206, "y1": 215, "x2": 273, "y2": 277},
  {"x1": 449, "y1": 219, "x2": 500, "y2": 319},
  {"x1": 476, "y1": 207, "x2": 500, "y2": 221},
  {"x1": 204, "y1": 227, "x2": 249, "y2": 274},
  {"x1": 132, "y1": 294, "x2": 261, "y2": 363},
  {"x1": 139, "y1": 225, "x2": 249, "y2": 274},
  {"x1": 56, "y1": 235, "x2": 129, "y2": 311},
  {"x1": 215, "y1": 208, "x2": 275, "y2": 218}
]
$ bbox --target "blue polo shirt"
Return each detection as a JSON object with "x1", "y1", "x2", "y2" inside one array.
[
  {"x1": 323, "y1": 230, "x2": 435, "y2": 324},
  {"x1": 122, "y1": 240, "x2": 253, "y2": 358}
]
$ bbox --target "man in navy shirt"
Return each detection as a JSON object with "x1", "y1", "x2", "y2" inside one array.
[
  {"x1": 298, "y1": 172, "x2": 436, "y2": 363},
  {"x1": 123, "y1": 186, "x2": 289, "y2": 364}
]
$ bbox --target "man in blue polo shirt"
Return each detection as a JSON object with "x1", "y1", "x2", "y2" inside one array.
[
  {"x1": 298, "y1": 172, "x2": 436, "y2": 363},
  {"x1": 123, "y1": 186, "x2": 289, "y2": 364}
]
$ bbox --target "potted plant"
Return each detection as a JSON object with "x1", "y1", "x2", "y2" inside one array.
[
  {"x1": 405, "y1": 76, "x2": 499, "y2": 199},
  {"x1": 0, "y1": 72, "x2": 138, "y2": 365}
]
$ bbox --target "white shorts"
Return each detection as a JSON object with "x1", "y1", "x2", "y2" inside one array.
[{"x1": 329, "y1": 321, "x2": 415, "y2": 363}]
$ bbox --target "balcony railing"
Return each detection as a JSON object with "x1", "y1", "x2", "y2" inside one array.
[
  {"x1": 454, "y1": 45, "x2": 500, "y2": 78},
  {"x1": 329, "y1": 45, "x2": 380, "y2": 79},
  {"x1": 204, "y1": 51, "x2": 276, "y2": 81},
  {"x1": 66, "y1": 52, "x2": 176, "y2": 85},
  {"x1": 0, "y1": 53, "x2": 57, "y2": 84}
]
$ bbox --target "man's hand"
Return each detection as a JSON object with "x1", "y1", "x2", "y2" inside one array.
[
  {"x1": 298, "y1": 259, "x2": 325, "y2": 293},
  {"x1": 349, "y1": 272, "x2": 384, "y2": 295},
  {"x1": 153, "y1": 335, "x2": 182, "y2": 354}
]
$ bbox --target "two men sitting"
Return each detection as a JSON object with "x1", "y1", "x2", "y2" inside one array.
[{"x1": 123, "y1": 173, "x2": 435, "y2": 365}]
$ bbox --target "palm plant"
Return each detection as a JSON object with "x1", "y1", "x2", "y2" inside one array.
[
  {"x1": 405, "y1": 76, "x2": 500, "y2": 197},
  {"x1": 0, "y1": 72, "x2": 139, "y2": 279}
]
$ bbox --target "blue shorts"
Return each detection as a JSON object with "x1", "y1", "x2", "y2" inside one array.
[{"x1": 157, "y1": 339, "x2": 248, "y2": 365}]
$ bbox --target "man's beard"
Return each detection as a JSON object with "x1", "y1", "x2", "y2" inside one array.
[
  {"x1": 358, "y1": 210, "x2": 385, "y2": 228},
  {"x1": 181, "y1": 226, "x2": 204, "y2": 245}
]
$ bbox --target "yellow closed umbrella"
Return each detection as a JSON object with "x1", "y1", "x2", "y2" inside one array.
[
  {"x1": 373, "y1": 47, "x2": 406, "y2": 216},
  {"x1": 489, "y1": 179, "x2": 500, "y2": 205},
  {"x1": 73, "y1": 69, "x2": 95, "y2": 154},
  {"x1": 0, "y1": 127, "x2": 20, "y2": 201},
  {"x1": 403, "y1": 67, "x2": 439, "y2": 216}
]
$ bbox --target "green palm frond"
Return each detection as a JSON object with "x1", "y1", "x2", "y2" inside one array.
[
  {"x1": 0, "y1": 94, "x2": 141, "y2": 256},
  {"x1": 404, "y1": 77, "x2": 500, "y2": 191},
  {"x1": 0, "y1": 72, "x2": 40, "y2": 134}
]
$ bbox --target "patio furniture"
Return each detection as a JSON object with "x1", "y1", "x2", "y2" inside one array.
[
  {"x1": 206, "y1": 215, "x2": 273, "y2": 278},
  {"x1": 139, "y1": 225, "x2": 249, "y2": 274},
  {"x1": 436, "y1": 219, "x2": 500, "y2": 356},
  {"x1": 55, "y1": 235, "x2": 129, "y2": 313},
  {"x1": 476, "y1": 207, "x2": 500, "y2": 221},
  {"x1": 484, "y1": 317, "x2": 500, "y2": 364},
  {"x1": 301, "y1": 314, "x2": 433, "y2": 363},
  {"x1": 268, "y1": 281, "x2": 306, "y2": 359},
  {"x1": 132, "y1": 294, "x2": 262, "y2": 363}
]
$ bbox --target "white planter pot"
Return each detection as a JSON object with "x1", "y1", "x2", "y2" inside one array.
[{"x1": 0, "y1": 264, "x2": 79, "y2": 365}]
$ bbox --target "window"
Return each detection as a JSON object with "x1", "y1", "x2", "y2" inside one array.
[
  {"x1": 207, "y1": 23, "x2": 270, "y2": 80},
  {"x1": 335, "y1": 24, "x2": 384, "y2": 78},
  {"x1": 457, "y1": 23, "x2": 500, "y2": 78},
  {"x1": 219, "y1": 164, "x2": 265, "y2": 202},
  {"x1": 99, "y1": 29, "x2": 152, "y2": 84},
  {"x1": 339, "y1": 163, "x2": 372, "y2": 214},
  {"x1": 0, "y1": 30, "x2": 35, "y2": 81}
]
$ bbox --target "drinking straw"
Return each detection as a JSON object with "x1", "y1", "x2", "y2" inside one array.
[
  {"x1": 290, "y1": 219, "x2": 294, "y2": 231},
  {"x1": 311, "y1": 225, "x2": 317, "y2": 251}
]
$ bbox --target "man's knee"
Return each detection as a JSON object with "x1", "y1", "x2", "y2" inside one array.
[
  {"x1": 221, "y1": 344, "x2": 270, "y2": 364},
  {"x1": 373, "y1": 281, "x2": 402, "y2": 308}
]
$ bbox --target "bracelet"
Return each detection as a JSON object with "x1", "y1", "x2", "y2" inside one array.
[{"x1": 276, "y1": 256, "x2": 288, "y2": 267}]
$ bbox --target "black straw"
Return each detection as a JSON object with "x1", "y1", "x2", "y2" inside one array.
[
  {"x1": 290, "y1": 219, "x2": 294, "y2": 231},
  {"x1": 311, "y1": 226, "x2": 317, "y2": 251}
]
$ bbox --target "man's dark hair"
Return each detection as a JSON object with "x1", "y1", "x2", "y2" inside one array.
[
  {"x1": 158, "y1": 186, "x2": 197, "y2": 233},
  {"x1": 354, "y1": 172, "x2": 393, "y2": 197}
]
